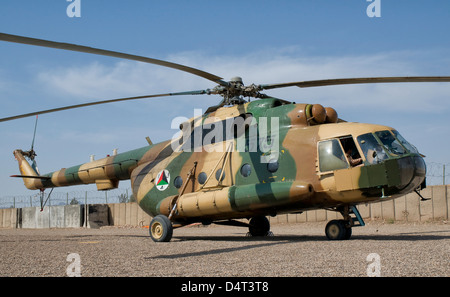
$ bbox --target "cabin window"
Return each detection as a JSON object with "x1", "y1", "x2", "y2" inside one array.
[
  {"x1": 267, "y1": 159, "x2": 279, "y2": 173},
  {"x1": 318, "y1": 139, "x2": 349, "y2": 172},
  {"x1": 240, "y1": 163, "x2": 252, "y2": 177},
  {"x1": 173, "y1": 176, "x2": 183, "y2": 188},
  {"x1": 215, "y1": 169, "x2": 225, "y2": 181},
  {"x1": 198, "y1": 172, "x2": 207, "y2": 184}
]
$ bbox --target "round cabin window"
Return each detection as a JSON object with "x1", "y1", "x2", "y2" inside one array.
[
  {"x1": 173, "y1": 176, "x2": 183, "y2": 188},
  {"x1": 215, "y1": 169, "x2": 225, "y2": 181},
  {"x1": 240, "y1": 163, "x2": 252, "y2": 177},
  {"x1": 267, "y1": 159, "x2": 279, "y2": 173},
  {"x1": 198, "y1": 172, "x2": 207, "y2": 184}
]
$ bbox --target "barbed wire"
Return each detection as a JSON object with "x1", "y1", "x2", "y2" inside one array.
[
  {"x1": 425, "y1": 162, "x2": 450, "y2": 185},
  {"x1": 1, "y1": 162, "x2": 449, "y2": 209}
]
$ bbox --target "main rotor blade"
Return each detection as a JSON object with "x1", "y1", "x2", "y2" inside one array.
[
  {"x1": 0, "y1": 33, "x2": 225, "y2": 85},
  {"x1": 0, "y1": 90, "x2": 209, "y2": 122},
  {"x1": 260, "y1": 76, "x2": 450, "y2": 90}
]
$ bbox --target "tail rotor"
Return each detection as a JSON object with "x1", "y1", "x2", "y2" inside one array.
[{"x1": 20, "y1": 115, "x2": 40, "y2": 174}]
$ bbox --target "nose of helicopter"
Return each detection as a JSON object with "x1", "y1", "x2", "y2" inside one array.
[{"x1": 395, "y1": 154, "x2": 426, "y2": 194}]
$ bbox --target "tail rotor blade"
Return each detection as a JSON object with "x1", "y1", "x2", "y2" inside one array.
[
  {"x1": 31, "y1": 159, "x2": 40, "y2": 175},
  {"x1": 31, "y1": 115, "x2": 38, "y2": 151}
]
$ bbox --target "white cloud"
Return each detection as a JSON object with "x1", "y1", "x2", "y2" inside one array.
[
  {"x1": 35, "y1": 49, "x2": 450, "y2": 111},
  {"x1": 32, "y1": 48, "x2": 450, "y2": 129}
]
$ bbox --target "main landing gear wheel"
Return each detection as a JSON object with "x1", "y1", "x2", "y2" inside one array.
[
  {"x1": 149, "y1": 215, "x2": 173, "y2": 242},
  {"x1": 325, "y1": 220, "x2": 352, "y2": 240},
  {"x1": 248, "y1": 216, "x2": 271, "y2": 236}
]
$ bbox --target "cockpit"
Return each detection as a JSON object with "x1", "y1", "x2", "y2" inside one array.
[{"x1": 318, "y1": 129, "x2": 419, "y2": 172}]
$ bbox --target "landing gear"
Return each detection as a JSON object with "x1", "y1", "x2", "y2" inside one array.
[
  {"x1": 149, "y1": 215, "x2": 173, "y2": 242},
  {"x1": 212, "y1": 216, "x2": 272, "y2": 237},
  {"x1": 325, "y1": 205, "x2": 364, "y2": 240},
  {"x1": 248, "y1": 216, "x2": 271, "y2": 236},
  {"x1": 325, "y1": 220, "x2": 352, "y2": 240}
]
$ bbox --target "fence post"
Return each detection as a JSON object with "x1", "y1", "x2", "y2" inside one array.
[{"x1": 443, "y1": 164, "x2": 446, "y2": 185}]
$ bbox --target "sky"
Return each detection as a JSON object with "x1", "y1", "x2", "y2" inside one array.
[{"x1": 1, "y1": 0, "x2": 450, "y2": 200}]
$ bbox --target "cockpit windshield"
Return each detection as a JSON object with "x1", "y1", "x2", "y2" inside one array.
[
  {"x1": 375, "y1": 130, "x2": 406, "y2": 156},
  {"x1": 357, "y1": 133, "x2": 389, "y2": 164},
  {"x1": 317, "y1": 129, "x2": 419, "y2": 172},
  {"x1": 356, "y1": 130, "x2": 417, "y2": 164},
  {"x1": 392, "y1": 130, "x2": 419, "y2": 154}
]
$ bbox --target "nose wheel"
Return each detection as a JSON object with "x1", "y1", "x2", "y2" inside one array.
[
  {"x1": 325, "y1": 205, "x2": 364, "y2": 240},
  {"x1": 325, "y1": 220, "x2": 352, "y2": 240}
]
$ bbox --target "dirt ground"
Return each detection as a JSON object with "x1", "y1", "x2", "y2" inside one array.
[{"x1": 0, "y1": 221, "x2": 448, "y2": 277}]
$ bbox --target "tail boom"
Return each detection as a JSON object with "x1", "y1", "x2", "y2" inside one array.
[{"x1": 12, "y1": 146, "x2": 152, "y2": 191}]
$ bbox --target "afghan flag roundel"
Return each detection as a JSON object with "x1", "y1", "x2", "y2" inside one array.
[{"x1": 156, "y1": 169, "x2": 170, "y2": 191}]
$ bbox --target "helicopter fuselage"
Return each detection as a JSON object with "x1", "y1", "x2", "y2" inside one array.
[{"x1": 14, "y1": 98, "x2": 426, "y2": 227}]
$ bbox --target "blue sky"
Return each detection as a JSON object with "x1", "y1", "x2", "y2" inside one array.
[{"x1": 1, "y1": 0, "x2": 450, "y2": 198}]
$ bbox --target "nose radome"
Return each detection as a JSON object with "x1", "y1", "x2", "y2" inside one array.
[{"x1": 396, "y1": 155, "x2": 426, "y2": 194}]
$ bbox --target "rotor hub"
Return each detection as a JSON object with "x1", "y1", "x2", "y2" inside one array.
[{"x1": 211, "y1": 77, "x2": 266, "y2": 105}]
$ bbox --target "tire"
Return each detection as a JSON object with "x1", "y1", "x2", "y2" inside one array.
[
  {"x1": 248, "y1": 216, "x2": 271, "y2": 236},
  {"x1": 149, "y1": 215, "x2": 173, "y2": 242},
  {"x1": 325, "y1": 220, "x2": 348, "y2": 240},
  {"x1": 343, "y1": 224, "x2": 352, "y2": 240}
]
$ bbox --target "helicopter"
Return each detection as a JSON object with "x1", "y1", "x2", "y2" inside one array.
[{"x1": 2, "y1": 32, "x2": 449, "y2": 242}]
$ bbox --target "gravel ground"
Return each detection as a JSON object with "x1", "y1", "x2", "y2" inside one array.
[{"x1": 0, "y1": 221, "x2": 448, "y2": 277}]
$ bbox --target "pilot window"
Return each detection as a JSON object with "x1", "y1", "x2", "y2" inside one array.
[
  {"x1": 318, "y1": 139, "x2": 349, "y2": 172},
  {"x1": 339, "y1": 136, "x2": 362, "y2": 167}
]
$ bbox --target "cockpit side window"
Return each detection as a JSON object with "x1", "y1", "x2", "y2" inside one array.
[
  {"x1": 339, "y1": 136, "x2": 363, "y2": 167},
  {"x1": 357, "y1": 133, "x2": 389, "y2": 164},
  {"x1": 318, "y1": 139, "x2": 349, "y2": 172}
]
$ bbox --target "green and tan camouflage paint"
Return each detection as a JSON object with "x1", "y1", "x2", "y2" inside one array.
[{"x1": 13, "y1": 98, "x2": 426, "y2": 226}]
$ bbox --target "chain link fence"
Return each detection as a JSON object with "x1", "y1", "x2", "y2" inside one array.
[
  {"x1": 426, "y1": 162, "x2": 450, "y2": 186},
  {"x1": 0, "y1": 188, "x2": 133, "y2": 209}
]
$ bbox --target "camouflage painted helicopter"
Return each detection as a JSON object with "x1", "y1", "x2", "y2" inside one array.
[{"x1": 2, "y1": 33, "x2": 449, "y2": 242}]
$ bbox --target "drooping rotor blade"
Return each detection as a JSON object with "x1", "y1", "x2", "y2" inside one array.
[
  {"x1": 259, "y1": 76, "x2": 450, "y2": 90},
  {"x1": 10, "y1": 175, "x2": 51, "y2": 180},
  {"x1": 0, "y1": 33, "x2": 226, "y2": 85},
  {"x1": 0, "y1": 90, "x2": 211, "y2": 122}
]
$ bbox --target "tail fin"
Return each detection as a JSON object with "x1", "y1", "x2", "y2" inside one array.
[{"x1": 12, "y1": 149, "x2": 49, "y2": 190}]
